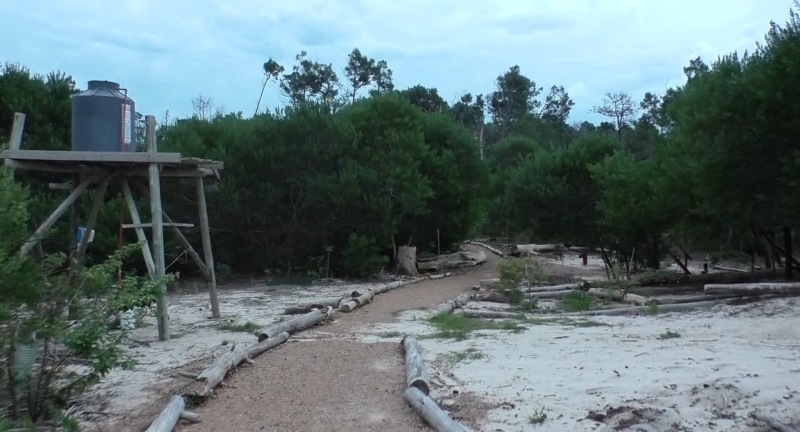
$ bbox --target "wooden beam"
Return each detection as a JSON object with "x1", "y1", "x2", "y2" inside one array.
[
  {"x1": 6, "y1": 160, "x2": 215, "y2": 177},
  {"x1": 4, "y1": 112, "x2": 25, "y2": 159},
  {"x1": 121, "y1": 179, "x2": 156, "y2": 280},
  {"x1": 1, "y1": 149, "x2": 183, "y2": 164},
  {"x1": 49, "y1": 181, "x2": 75, "y2": 190},
  {"x1": 196, "y1": 177, "x2": 220, "y2": 318},
  {"x1": 20, "y1": 175, "x2": 96, "y2": 256},
  {"x1": 147, "y1": 116, "x2": 170, "y2": 341},
  {"x1": 75, "y1": 176, "x2": 110, "y2": 268},
  {"x1": 121, "y1": 222, "x2": 194, "y2": 229}
]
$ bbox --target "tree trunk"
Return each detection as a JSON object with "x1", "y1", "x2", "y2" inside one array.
[
  {"x1": 525, "y1": 282, "x2": 585, "y2": 293},
  {"x1": 466, "y1": 241, "x2": 505, "y2": 257},
  {"x1": 396, "y1": 246, "x2": 419, "y2": 276},
  {"x1": 401, "y1": 335, "x2": 430, "y2": 395},
  {"x1": 284, "y1": 296, "x2": 345, "y2": 315},
  {"x1": 457, "y1": 309, "x2": 521, "y2": 319},
  {"x1": 248, "y1": 331, "x2": 289, "y2": 358},
  {"x1": 474, "y1": 291, "x2": 511, "y2": 303},
  {"x1": 145, "y1": 395, "x2": 194, "y2": 432},
  {"x1": 585, "y1": 288, "x2": 647, "y2": 305},
  {"x1": 634, "y1": 269, "x2": 781, "y2": 287},
  {"x1": 560, "y1": 299, "x2": 728, "y2": 316},
  {"x1": 704, "y1": 282, "x2": 800, "y2": 296}
]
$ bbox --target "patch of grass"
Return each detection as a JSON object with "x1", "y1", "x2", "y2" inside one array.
[
  {"x1": 218, "y1": 321, "x2": 261, "y2": 333},
  {"x1": 658, "y1": 330, "x2": 681, "y2": 340},
  {"x1": 441, "y1": 347, "x2": 485, "y2": 367},
  {"x1": 425, "y1": 314, "x2": 526, "y2": 340},
  {"x1": 524, "y1": 317, "x2": 609, "y2": 328},
  {"x1": 560, "y1": 291, "x2": 593, "y2": 312},
  {"x1": 529, "y1": 406, "x2": 547, "y2": 424},
  {"x1": 497, "y1": 257, "x2": 548, "y2": 290}
]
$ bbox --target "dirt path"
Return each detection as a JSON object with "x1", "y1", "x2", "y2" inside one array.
[{"x1": 183, "y1": 245, "x2": 501, "y2": 432}]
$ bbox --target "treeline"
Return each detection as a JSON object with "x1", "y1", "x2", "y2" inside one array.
[{"x1": 2, "y1": 6, "x2": 800, "y2": 278}]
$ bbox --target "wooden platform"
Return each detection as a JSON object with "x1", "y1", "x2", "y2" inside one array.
[{"x1": 1, "y1": 149, "x2": 223, "y2": 177}]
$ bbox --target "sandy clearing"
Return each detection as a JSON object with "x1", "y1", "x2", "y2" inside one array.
[{"x1": 355, "y1": 297, "x2": 800, "y2": 431}]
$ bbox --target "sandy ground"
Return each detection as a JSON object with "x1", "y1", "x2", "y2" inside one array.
[{"x1": 76, "y1": 245, "x2": 799, "y2": 432}]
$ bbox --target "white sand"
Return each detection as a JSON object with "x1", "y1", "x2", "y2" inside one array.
[{"x1": 357, "y1": 298, "x2": 800, "y2": 431}]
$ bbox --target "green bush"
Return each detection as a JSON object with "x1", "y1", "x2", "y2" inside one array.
[{"x1": 340, "y1": 233, "x2": 389, "y2": 278}]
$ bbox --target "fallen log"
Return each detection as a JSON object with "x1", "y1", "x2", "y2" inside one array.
[
  {"x1": 352, "y1": 289, "x2": 375, "y2": 307},
  {"x1": 146, "y1": 395, "x2": 192, "y2": 432},
  {"x1": 180, "y1": 411, "x2": 201, "y2": 423},
  {"x1": 560, "y1": 299, "x2": 728, "y2": 316},
  {"x1": 457, "y1": 309, "x2": 522, "y2": 319},
  {"x1": 339, "y1": 298, "x2": 359, "y2": 312},
  {"x1": 704, "y1": 282, "x2": 800, "y2": 296},
  {"x1": 404, "y1": 387, "x2": 467, "y2": 432},
  {"x1": 255, "y1": 308, "x2": 325, "y2": 342},
  {"x1": 525, "y1": 282, "x2": 585, "y2": 293},
  {"x1": 419, "y1": 251, "x2": 488, "y2": 273},
  {"x1": 466, "y1": 241, "x2": 505, "y2": 257},
  {"x1": 479, "y1": 278, "x2": 501, "y2": 290},
  {"x1": 185, "y1": 343, "x2": 251, "y2": 397},
  {"x1": 472, "y1": 291, "x2": 510, "y2": 303},
  {"x1": 284, "y1": 296, "x2": 345, "y2": 315},
  {"x1": 528, "y1": 290, "x2": 578, "y2": 299},
  {"x1": 512, "y1": 243, "x2": 563, "y2": 256},
  {"x1": 432, "y1": 294, "x2": 471, "y2": 317},
  {"x1": 428, "y1": 272, "x2": 452, "y2": 280},
  {"x1": 711, "y1": 265, "x2": 749, "y2": 273},
  {"x1": 248, "y1": 331, "x2": 289, "y2": 358},
  {"x1": 585, "y1": 288, "x2": 647, "y2": 305},
  {"x1": 634, "y1": 270, "x2": 779, "y2": 287},
  {"x1": 401, "y1": 335, "x2": 430, "y2": 395}
]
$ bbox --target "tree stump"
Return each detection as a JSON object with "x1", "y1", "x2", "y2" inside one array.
[{"x1": 396, "y1": 246, "x2": 419, "y2": 276}]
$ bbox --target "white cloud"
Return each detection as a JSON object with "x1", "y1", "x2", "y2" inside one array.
[{"x1": 0, "y1": 0, "x2": 793, "y2": 123}]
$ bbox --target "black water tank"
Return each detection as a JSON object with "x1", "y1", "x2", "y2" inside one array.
[{"x1": 71, "y1": 80, "x2": 136, "y2": 152}]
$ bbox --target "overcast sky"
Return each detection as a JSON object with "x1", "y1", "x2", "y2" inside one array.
[{"x1": 2, "y1": 0, "x2": 794, "y2": 124}]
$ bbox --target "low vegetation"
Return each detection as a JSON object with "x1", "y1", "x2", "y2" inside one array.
[{"x1": 426, "y1": 314, "x2": 526, "y2": 340}]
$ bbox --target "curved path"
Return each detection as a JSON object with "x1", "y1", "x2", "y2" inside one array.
[{"x1": 185, "y1": 244, "x2": 501, "y2": 432}]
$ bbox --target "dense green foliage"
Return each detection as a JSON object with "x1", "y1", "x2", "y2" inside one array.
[{"x1": 3, "y1": 5, "x2": 800, "y2": 279}]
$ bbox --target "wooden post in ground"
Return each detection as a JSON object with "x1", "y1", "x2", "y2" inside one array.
[
  {"x1": 4, "y1": 112, "x2": 25, "y2": 157},
  {"x1": 146, "y1": 116, "x2": 169, "y2": 341},
  {"x1": 196, "y1": 177, "x2": 220, "y2": 318},
  {"x1": 784, "y1": 226, "x2": 793, "y2": 281}
]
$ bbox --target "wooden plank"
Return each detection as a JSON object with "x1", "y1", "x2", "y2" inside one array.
[
  {"x1": 121, "y1": 179, "x2": 156, "y2": 279},
  {"x1": 6, "y1": 160, "x2": 218, "y2": 177},
  {"x1": 20, "y1": 175, "x2": 96, "y2": 256},
  {"x1": 196, "y1": 177, "x2": 220, "y2": 318},
  {"x1": 121, "y1": 222, "x2": 194, "y2": 229},
  {"x1": 4, "y1": 113, "x2": 26, "y2": 167},
  {"x1": 147, "y1": 116, "x2": 170, "y2": 341},
  {"x1": 75, "y1": 176, "x2": 110, "y2": 268},
  {"x1": 1, "y1": 149, "x2": 183, "y2": 164}
]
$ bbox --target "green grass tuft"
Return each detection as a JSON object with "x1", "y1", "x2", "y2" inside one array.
[
  {"x1": 425, "y1": 314, "x2": 526, "y2": 340},
  {"x1": 218, "y1": 321, "x2": 261, "y2": 332}
]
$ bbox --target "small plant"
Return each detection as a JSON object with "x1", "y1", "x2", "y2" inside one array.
[
  {"x1": 529, "y1": 406, "x2": 548, "y2": 424},
  {"x1": 560, "y1": 291, "x2": 593, "y2": 312},
  {"x1": 441, "y1": 347, "x2": 485, "y2": 367},
  {"x1": 426, "y1": 314, "x2": 525, "y2": 340},
  {"x1": 658, "y1": 330, "x2": 681, "y2": 339},
  {"x1": 497, "y1": 257, "x2": 546, "y2": 290},
  {"x1": 646, "y1": 299, "x2": 659, "y2": 315},
  {"x1": 219, "y1": 321, "x2": 261, "y2": 333}
]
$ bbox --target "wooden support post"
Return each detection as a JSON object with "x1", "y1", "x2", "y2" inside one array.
[
  {"x1": 131, "y1": 182, "x2": 212, "y2": 280},
  {"x1": 196, "y1": 177, "x2": 220, "y2": 318},
  {"x1": 784, "y1": 226, "x2": 793, "y2": 281},
  {"x1": 20, "y1": 175, "x2": 96, "y2": 256},
  {"x1": 121, "y1": 179, "x2": 156, "y2": 279},
  {"x1": 147, "y1": 116, "x2": 169, "y2": 341},
  {"x1": 75, "y1": 176, "x2": 110, "y2": 268},
  {"x1": 4, "y1": 112, "x2": 25, "y2": 158}
]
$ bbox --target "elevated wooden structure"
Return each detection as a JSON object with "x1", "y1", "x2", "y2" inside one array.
[{"x1": 2, "y1": 112, "x2": 223, "y2": 341}]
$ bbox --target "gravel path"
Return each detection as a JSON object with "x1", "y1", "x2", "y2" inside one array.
[{"x1": 184, "y1": 245, "x2": 501, "y2": 432}]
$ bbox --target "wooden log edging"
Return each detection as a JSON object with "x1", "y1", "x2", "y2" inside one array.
[
  {"x1": 466, "y1": 240, "x2": 505, "y2": 257},
  {"x1": 432, "y1": 294, "x2": 472, "y2": 317},
  {"x1": 401, "y1": 336, "x2": 468, "y2": 432},
  {"x1": 145, "y1": 395, "x2": 201, "y2": 432}
]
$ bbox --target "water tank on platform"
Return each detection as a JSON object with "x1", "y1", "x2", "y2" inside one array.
[{"x1": 71, "y1": 80, "x2": 137, "y2": 152}]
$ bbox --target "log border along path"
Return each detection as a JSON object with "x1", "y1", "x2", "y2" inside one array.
[{"x1": 142, "y1": 243, "x2": 502, "y2": 432}]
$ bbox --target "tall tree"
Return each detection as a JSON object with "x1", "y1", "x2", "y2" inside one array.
[
  {"x1": 591, "y1": 92, "x2": 637, "y2": 141},
  {"x1": 279, "y1": 51, "x2": 341, "y2": 106},
  {"x1": 255, "y1": 59, "x2": 285, "y2": 116},
  {"x1": 191, "y1": 94, "x2": 214, "y2": 120},
  {"x1": 540, "y1": 85, "x2": 575, "y2": 124},
  {"x1": 488, "y1": 66, "x2": 542, "y2": 134},
  {"x1": 344, "y1": 48, "x2": 374, "y2": 103},
  {"x1": 372, "y1": 59, "x2": 394, "y2": 93},
  {"x1": 400, "y1": 85, "x2": 448, "y2": 113}
]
